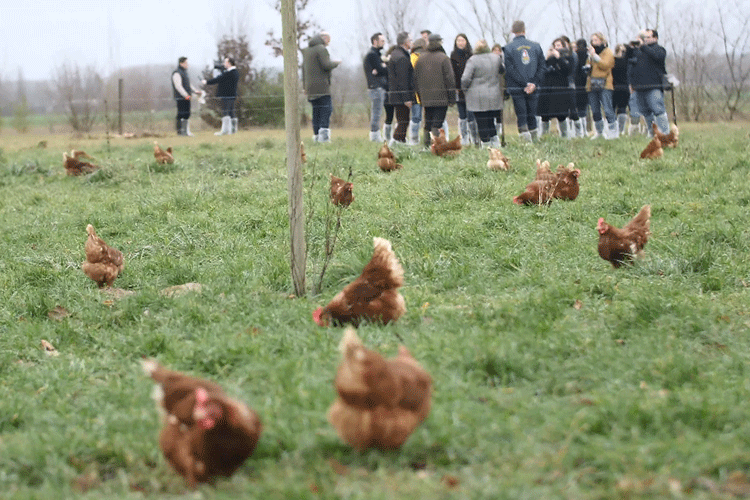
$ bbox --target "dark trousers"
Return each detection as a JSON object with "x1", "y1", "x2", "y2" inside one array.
[
  {"x1": 510, "y1": 91, "x2": 539, "y2": 132},
  {"x1": 423, "y1": 106, "x2": 447, "y2": 134},
  {"x1": 175, "y1": 98, "x2": 191, "y2": 131},
  {"x1": 221, "y1": 97, "x2": 236, "y2": 118},
  {"x1": 384, "y1": 103, "x2": 395, "y2": 125},
  {"x1": 392, "y1": 105, "x2": 411, "y2": 142},
  {"x1": 473, "y1": 110, "x2": 498, "y2": 142},
  {"x1": 310, "y1": 95, "x2": 332, "y2": 134}
]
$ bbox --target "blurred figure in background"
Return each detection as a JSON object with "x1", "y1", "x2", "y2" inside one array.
[
  {"x1": 302, "y1": 31, "x2": 341, "y2": 143},
  {"x1": 451, "y1": 33, "x2": 478, "y2": 146},
  {"x1": 503, "y1": 20, "x2": 545, "y2": 142},
  {"x1": 171, "y1": 57, "x2": 202, "y2": 136},
  {"x1": 461, "y1": 39, "x2": 504, "y2": 147},
  {"x1": 586, "y1": 32, "x2": 617, "y2": 139},
  {"x1": 364, "y1": 32, "x2": 388, "y2": 141}
]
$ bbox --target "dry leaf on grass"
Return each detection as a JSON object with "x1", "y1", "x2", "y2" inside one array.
[
  {"x1": 160, "y1": 282, "x2": 203, "y2": 298},
  {"x1": 442, "y1": 474, "x2": 460, "y2": 488},
  {"x1": 48, "y1": 306, "x2": 70, "y2": 321},
  {"x1": 41, "y1": 340, "x2": 59, "y2": 356}
]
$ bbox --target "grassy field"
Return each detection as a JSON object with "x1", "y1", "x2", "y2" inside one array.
[{"x1": 1, "y1": 123, "x2": 749, "y2": 499}]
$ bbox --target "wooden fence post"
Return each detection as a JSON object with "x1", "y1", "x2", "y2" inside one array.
[{"x1": 281, "y1": 0, "x2": 306, "y2": 296}]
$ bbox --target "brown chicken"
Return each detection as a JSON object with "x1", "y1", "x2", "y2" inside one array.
[
  {"x1": 512, "y1": 180, "x2": 554, "y2": 205},
  {"x1": 534, "y1": 159, "x2": 555, "y2": 182},
  {"x1": 327, "y1": 328, "x2": 432, "y2": 451},
  {"x1": 300, "y1": 141, "x2": 307, "y2": 163},
  {"x1": 513, "y1": 161, "x2": 580, "y2": 205},
  {"x1": 81, "y1": 224, "x2": 125, "y2": 287},
  {"x1": 640, "y1": 136, "x2": 663, "y2": 159},
  {"x1": 377, "y1": 141, "x2": 403, "y2": 172},
  {"x1": 652, "y1": 122, "x2": 679, "y2": 148},
  {"x1": 597, "y1": 205, "x2": 651, "y2": 268},
  {"x1": 487, "y1": 148, "x2": 510, "y2": 171},
  {"x1": 63, "y1": 151, "x2": 99, "y2": 175},
  {"x1": 141, "y1": 359, "x2": 262, "y2": 488},
  {"x1": 551, "y1": 163, "x2": 581, "y2": 201},
  {"x1": 430, "y1": 129, "x2": 461, "y2": 157},
  {"x1": 330, "y1": 174, "x2": 354, "y2": 207},
  {"x1": 313, "y1": 237, "x2": 406, "y2": 327},
  {"x1": 154, "y1": 142, "x2": 174, "y2": 164}
]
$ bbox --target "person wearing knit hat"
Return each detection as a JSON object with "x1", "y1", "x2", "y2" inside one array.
[{"x1": 503, "y1": 20, "x2": 545, "y2": 142}]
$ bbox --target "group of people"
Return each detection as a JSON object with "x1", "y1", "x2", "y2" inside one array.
[
  {"x1": 508, "y1": 21, "x2": 670, "y2": 142},
  {"x1": 171, "y1": 21, "x2": 669, "y2": 144},
  {"x1": 358, "y1": 29, "x2": 505, "y2": 148},
  {"x1": 352, "y1": 21, "x2": 670, "y2": 146},
  {"x1": 170, "y1": 56, "x2": 239, "y2": 136}
]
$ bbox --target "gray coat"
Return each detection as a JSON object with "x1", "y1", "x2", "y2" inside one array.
[
  {"x1": 461, "y1": 52, "x2": 504, "y2": 112},
  {"x1": 302, "y1": 35, "x2": 340, "y2": 99}
]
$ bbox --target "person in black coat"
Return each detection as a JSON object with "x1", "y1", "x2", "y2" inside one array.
[
  {"x1": 537, "y1": 38, "x2": 574, "y2": 138},
  {"x1": 364, "y1": 33, "x2": 389, "y2": 141},
  {"x1": 387, "y1": 32, "x2": 415, "y2": 144},
  {"x1": 203, "y1": 57, "x2": 240, "y2": 135}
]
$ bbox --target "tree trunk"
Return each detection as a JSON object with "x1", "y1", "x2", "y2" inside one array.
[{"x1": 282, "y1": 0, "x2": 306, "y2": 296}]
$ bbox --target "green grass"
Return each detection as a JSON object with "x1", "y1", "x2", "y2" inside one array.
[{"x1": 1, "y1": 123, "x2": 749, "y2": 499}]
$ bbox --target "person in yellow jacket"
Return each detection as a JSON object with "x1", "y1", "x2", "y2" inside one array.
[
  {"x1": 586, "y1": 32, "x2": 617, "y2": 139},
  {"x1": 408, "y1": 38, "x2": 425, "y2": 145}
]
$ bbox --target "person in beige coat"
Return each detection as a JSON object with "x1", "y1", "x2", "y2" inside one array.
[{"x1": 586, "y1": 32, "x2": 617, "y2": 139}]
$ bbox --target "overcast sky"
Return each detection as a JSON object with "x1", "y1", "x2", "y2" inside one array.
[
  {"x1": 1, "y1": 0, "x2": 479, "y2": 82},
  {"x1": 3, "y1": 0, "x2": 741, "y2": 83}
]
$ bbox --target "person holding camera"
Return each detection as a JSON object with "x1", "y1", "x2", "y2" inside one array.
[
  {"x1": 586, "y1": 32, "x2": 617, "y2": 139},
  {"x1": 537, "y1": 38, "x2": 574, "y2": 138},
  {"x1": 171, "y1": 57, "x2": 203, "y2": 136},
  {"x1": 202, "y1": 57, "x2": 239, "y2": 135},
  {"x1": 628, "y1": 29, "x2": 669, "y2": 135}
]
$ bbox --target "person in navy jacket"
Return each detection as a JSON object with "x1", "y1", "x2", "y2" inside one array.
[
  {"x1": 203, "y1": 57, "x2": 240, "y2": 135},
  {"x1": 503, "y1": 21, "x2": 545, "y2": 142}
]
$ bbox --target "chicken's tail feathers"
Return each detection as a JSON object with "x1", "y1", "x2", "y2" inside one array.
[
  {"x1": 140, "y1": 357, "x2": 159, "y2": 377},
  {"x1": 86, "y1": 224, "x2": 95, "y2": 236},
  {"x1": 630, "y1": 205, "x2": 651, "y2": 230},
  {"x1": 371, "y1": 237, "x2": 404, "y2": 286}
]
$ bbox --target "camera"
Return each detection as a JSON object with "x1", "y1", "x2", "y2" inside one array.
[
  {"x1": 213, "y1": 59, "x2": 225, "y2": 71},
  {"x1": 630, "y1": 39, "x2": 641, "y2": 47}
]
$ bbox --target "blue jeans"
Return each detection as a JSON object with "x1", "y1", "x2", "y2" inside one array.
[
  {"x1": 588, "y1": 88, "x2": 615, "y2": 123},
  {"x1": 309, "y1": 95, "x2": 332, "y2": 134},
  {"x1": 411, "y1": 103, "x2": 422, "y2": 124},
  {"x1": 368, "y1": 87, "x2": 385, "y2": 132},
  {"x1": 628, "y1": 92, "x2": 642, "y2": 120},
  {"x1": 635, "y1": 89, "x2": 666, "y2": 131},
  {"x1": 509, "y1": 90, "x2": 539, "y2": 132}
]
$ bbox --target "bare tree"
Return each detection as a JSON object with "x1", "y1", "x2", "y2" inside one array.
[
  {"x1": 357, "y1": 0, "x2": 427, "y2": 46},
  {"x1": 627, "y1": 0, "x2": 663, "y2": 33},
  {"x1": 557, "y1": 0, "x2": 595, "y2": 42},
  {"x1": 266, "y1": 0, "x2": 321, "y2": 59},
  {"x1": 53, "y1": 63, "x2": 103, "y2": 133},
  {"x1": 665, "y1": 11, "x2": 716, "y2": 121},
  {"x1": 441, "y1": 0, "x2": 526, "y2": 45},
  {"x1": 716, "y1": 2, "x2": 750, "y2": 120}
]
